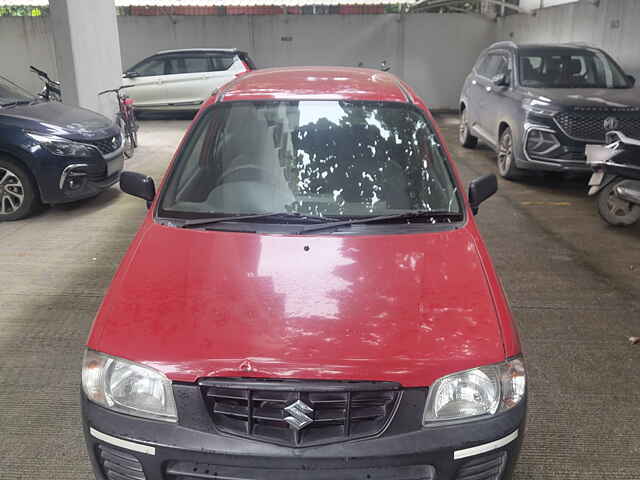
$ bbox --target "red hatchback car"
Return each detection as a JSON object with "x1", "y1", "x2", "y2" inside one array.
[{"x1": 81, "y1": 67, "x2": 526, "y2": 480}]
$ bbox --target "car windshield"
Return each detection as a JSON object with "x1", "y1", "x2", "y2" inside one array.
[
  {"x1": 0, "y1": 76, "x2": 35, "y2": 106},
  {"x1": 518, "y1": 48, "x2": 631, "y2": 89},
  {"x1": 158, "y1": 100, "x2": 461, "y2": 222}
]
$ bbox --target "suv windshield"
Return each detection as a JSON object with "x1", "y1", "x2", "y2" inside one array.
[
  {"x1": 0, "y1": 76, "x2": 35, "y2": 106},
  {"x1": 519, "y1": 48, "x2": 630, "y2": 89},
  {"x1": 159, "y1": 100, "x2": 461, "y2": 222}
]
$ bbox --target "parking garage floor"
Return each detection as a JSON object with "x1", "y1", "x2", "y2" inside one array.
[{"x1": 1, "y1": 114, "x2": 639, "y2": 479}]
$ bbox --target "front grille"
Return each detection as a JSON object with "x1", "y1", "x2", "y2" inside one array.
[
  {"x1": 97, "y1": 444, "x2": 146, "y2": 480},
  {"x1": 456, "y1": 451, "x2": 507, "y2": 480},
  {"x1": 166, "y1": 462, "x2": 435, "y2": 480},
  {"x1": 87, "y1": 134, "x2": 122, "y2": 155},
  {"x1": 202, "y1": 379, "x2": 401, "y2": 446},
  {"x1": 555, "y1": 108, "x2": 640, "y2": 143}
]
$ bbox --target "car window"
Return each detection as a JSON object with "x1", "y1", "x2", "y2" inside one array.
[
  {"x1": 480, "y1": 54, "x2": 509, "y2": 79},
  {"x1": 519, "y1": 48, "x2": 630, "y2": 88},
  {"x1": 493, "y1": 55, "x2": 510, "y2": 77},
  {"x1": 476, "y1": 55, "x2": 492, "y2": 77},
  {"x1": 167, "y1": 56, "x2": 211, "y2": 75},
  {"x1": 159, "y1": 100, "x2": 462, "y2": 221},
  {"x1": 209, "y1": 55, "x2": 236, "y2": 71},
  {"x1": 134, "y1": 58, "x2": 165, "y2": 77}
]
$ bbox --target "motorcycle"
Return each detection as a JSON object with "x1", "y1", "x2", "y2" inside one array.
[
  {"x1": 587, "y1": 131, "x2": 640, "y2": 226},
  {"x1": 30, "y1": 65, "x2": 62, "y2": 102}
]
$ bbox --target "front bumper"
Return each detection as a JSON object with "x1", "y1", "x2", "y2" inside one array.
[
  {"x1": 515, "y1": 116, "x2": 593, "y2": 173},
  {"x1": 36, "y1": 138, "x2": 125, "y2": 204},
  {"x1": 82, "y1": 386, "x2": 526, "y2": 480}
]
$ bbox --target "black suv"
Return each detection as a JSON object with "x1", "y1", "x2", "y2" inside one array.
[{"x1": 459, "y1": 42, "x2": 639, "y2": 179}]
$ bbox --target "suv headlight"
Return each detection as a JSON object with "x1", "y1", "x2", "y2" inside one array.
[
  {"x1": 423, "y1": 357, "x2": 525, "y2": 424},
  {"x1": 82, "y1": 350, "x2": 177, "y2": 422},
  {"x1": 522, "y1": 98, "x2": 558, "y2": 117},
  {"x1": 26, "y1": 132, "x2": 97, "y2": 158}
]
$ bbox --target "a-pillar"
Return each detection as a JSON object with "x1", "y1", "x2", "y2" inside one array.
[{"x1": 49, "y1": 0, "x2": 122, "y2": 120}]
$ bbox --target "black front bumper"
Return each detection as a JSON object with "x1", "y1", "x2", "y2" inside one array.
[
  {"x1": 82, "y1": 386, "x2": 526, "y2": 480},
  {"x1": 37, "y1": 150, "x2": 124, "y2": 204},
  {"x1": 515, "y1": 114, "x2": 593, "y2": 173}
]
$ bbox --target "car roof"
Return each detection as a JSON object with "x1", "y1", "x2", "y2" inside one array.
[
  {"x1": 155, "y1": 48, "x2": 242, "y2": 56},
  {"x1": 218, "y1": 67, "x2": 414, "y2": 103},
  {"x1": 489, "y1": 41, "x2": 601, "y2": 52}
]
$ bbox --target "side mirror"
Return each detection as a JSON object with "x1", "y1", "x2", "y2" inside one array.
[
  {"x1": 492, "y1": 73, "x2": 509, "y2": 88},
  {"x1": 469, "y1": 174, "x2": 497, "y2": 215},
  {"x1": 627, "y1": 74, "x2": 636, "y2": 87},
  {"x1": 120, "y1": 171, "x2": 155, "y2": 207},
  {"x1": 123, "y1": 71, "x2": 140, "y2": 79}
]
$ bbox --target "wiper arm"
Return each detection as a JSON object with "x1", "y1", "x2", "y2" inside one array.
[
  {"x1": 0, "y1": 100, "x2": 30, "y2": 108},
  {"x1": 292, "y1": 211, "x2": 463, "y2": 235},
  {"x1": 180, "y1": 212, "x2": 338, "y2": 229}
]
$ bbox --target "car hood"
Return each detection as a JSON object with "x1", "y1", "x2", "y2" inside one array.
[
  {"x1": 524, "y1": 87, "x2": 640, "y2": 109},
  {"x1": 89, "y1": 223, "x2": 506, "y2": 387},
  {"x1": 0, "y1": 101, "x2": 117, "y2": 140}
]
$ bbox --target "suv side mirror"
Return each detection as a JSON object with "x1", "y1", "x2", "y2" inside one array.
[
  {"x1": 627, "y1": 74, "x2": 636, "y2": 87},
  {"x1": 120, "y1": 171, "x2": 155, "y2": 207},
  {"x1": 492, "y1": 73, "x2": 509, "y2": 88},
  {"x1": 123, "y1": 71, "x2": 140, "y2": 79},
  {"x1": 469, "y1": 174, "x2": 497, "y2": 215}
]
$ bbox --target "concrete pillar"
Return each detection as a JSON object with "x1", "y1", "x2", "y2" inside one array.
[{"x1": 49, "y1": 0, "x2": 122, "y2": 120}]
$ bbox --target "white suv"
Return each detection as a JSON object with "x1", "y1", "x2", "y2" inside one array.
[{"x1": 122, "y1": 48, "x2": 255, "y2": 111}]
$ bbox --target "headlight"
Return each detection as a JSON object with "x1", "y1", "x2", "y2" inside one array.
[
  {"x1": 26, "y1": 132, "x2": 97, "y2": 158},
  {"x1": 423, "y1": 357, "x2": 526, "y2": 424},
  {"x1": 522, "y1": 99, "x2": 558, "y2": 117},
  {"x1": 82, "y1": 350, "x2": 177, "y2": 422}
]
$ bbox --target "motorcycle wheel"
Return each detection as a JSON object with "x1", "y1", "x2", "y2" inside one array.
[{"x1": 597, "y1": 178, "x2": 640, "y2": 226}]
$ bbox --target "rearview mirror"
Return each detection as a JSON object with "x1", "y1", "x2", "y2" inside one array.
[
  {"x1": 492, "y1": 73, "x2": 509, "y2": 88},
  {"x1": 120, "y1": 171, "x2": 155, "y2": 207},
  {"x1": 469, "y1": 174, "x2": 497, "y2": 215},
  {"x1": 627, "y1": 74, "x2": 636, "y2": 87},
  {"x1": 123, "y1": 71, "x2": 140, "y2": 79}
]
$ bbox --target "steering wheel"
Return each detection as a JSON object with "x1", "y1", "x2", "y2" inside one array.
[{"x1": 217, "y1": 164, "x2": 274, "y2": 185}]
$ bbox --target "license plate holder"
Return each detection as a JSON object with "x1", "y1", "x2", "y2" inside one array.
[
  {"x1": 107, "y1": 155, "x2": 124, "y2": 177},
  {"x1": 586, "y1": 144, "x2": 612, "y2": 165},
  {"x1": 589, "y1": 170, "x2": 605, "y2": 186}
]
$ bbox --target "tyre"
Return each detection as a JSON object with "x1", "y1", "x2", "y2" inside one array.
[
  {"x1": 0, "y1": 157, "x2": 40, "y2": 221},
  {"x1": 497, "y1": 126, "x2": 521, "y2": 180},
  {"x1": 597, "y1": 178, "x2": 640, "y2": 226},
  {"x1": 459, "y1": 109, "x2": 478, "y2": 149}
]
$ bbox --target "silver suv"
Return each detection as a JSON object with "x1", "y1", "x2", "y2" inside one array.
[
  {"x1": 122, "y1": 48, "x2": 256, "y2": 112},
  {"x1": 459, "y1": 42, "x2": 638, "y2": 179}
]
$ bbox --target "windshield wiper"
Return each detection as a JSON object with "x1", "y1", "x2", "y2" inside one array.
[
  {"x1": 0, "y1": 100, "x2": 31, "y2": 108},
  {"x1": 180, "y1": 212, "x2": 339, "y2": 229},
  {"x1": 292, "y1": 211, "x2": 463, "y2": 235}
]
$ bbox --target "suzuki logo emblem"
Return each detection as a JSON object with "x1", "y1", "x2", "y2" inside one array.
[
  {"x1": 604, "y1": 117, "x2": 619, "y2": 131},
  {"x1": 284, "y1": 400, "x2": 314, "y2": 431}
]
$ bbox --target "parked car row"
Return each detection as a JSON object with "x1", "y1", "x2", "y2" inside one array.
[{"x1": 4, "y1": 42, "x2": 639, "y2": 480}]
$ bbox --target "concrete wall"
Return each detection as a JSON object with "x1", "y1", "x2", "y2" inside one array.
[
  {"x1": 1, "y1": 13, "x2": 496, "y2": 110},
  {"x1": 0, "y1": 17, "x2": 57, "y2": 93},
  {"x1": 498, "y1": 0, "x2": 640, "y2": 78}
]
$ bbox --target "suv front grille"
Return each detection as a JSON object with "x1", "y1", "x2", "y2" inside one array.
[
  {"x1": 87, "y1": 134, "x2": 122, "y2": 155},
  {"x1": 555, "y1": 108, "x2": 640, "y2": 143},
  {"x1": 201, "y1": 379, "x2": 401, "y2": 446}
]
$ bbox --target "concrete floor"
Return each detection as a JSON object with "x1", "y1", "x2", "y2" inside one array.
[{"x1": 0, "y1": 114, "x2": 639, "y2": 479}]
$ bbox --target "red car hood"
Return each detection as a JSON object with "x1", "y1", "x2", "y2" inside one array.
[{"x1": 89, "y1": 223, "x2": 506, "y2": 387}]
